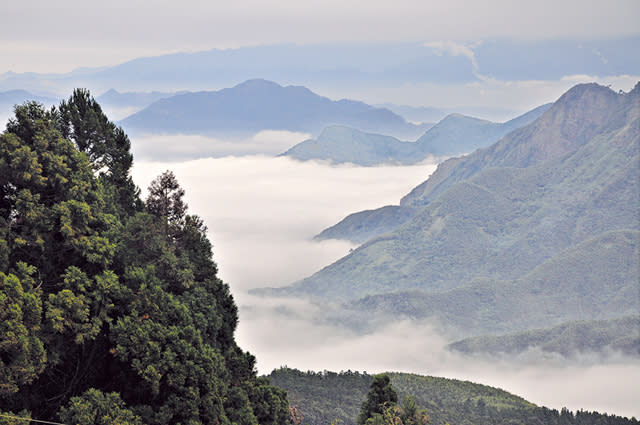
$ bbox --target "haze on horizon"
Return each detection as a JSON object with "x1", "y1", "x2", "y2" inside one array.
[
  {"x1": 2, "y1": 0, "x2": 640, "y2": 74},
  {"x1": 2, "y1": 1, "x2": 639, "y2": 115}
]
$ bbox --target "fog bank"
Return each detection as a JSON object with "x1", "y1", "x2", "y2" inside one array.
[
  {"x1": 131, "y1": 131, "x2": 312, "y2": 161},
  {"x1": 237, "y1": 298, "x2": 640, "y2": 418},
  {"x1": 132, "y1": 154, "x2": 438, "y2": 295},
  {"x1": 131, "y1": 154, "x2": 640, "y2": 419}
]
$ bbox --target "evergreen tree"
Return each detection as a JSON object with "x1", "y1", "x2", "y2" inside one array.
[
  {"x1": 146, "y1": 170, "x2": 188, "y2": 238},
  {"x1": 0, "y1": 95, "x2": 291, "y2": 424},
  {"x1": 357, "y1": 374, "x2": 398, "y2": 425},
  {"x1": 57, "y1": 88, "x2": 141, "y2": 216}
]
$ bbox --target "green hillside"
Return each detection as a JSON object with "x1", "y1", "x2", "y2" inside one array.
[
  {"x1": 267, "y1": 368, "x2": 638, "y2": 425},
  {"x1": 254, "y1": 83, "x2": 640, "y2": 341},
  {"x1": 344, "y1": 230, "x2": 639, "y2": 336}
]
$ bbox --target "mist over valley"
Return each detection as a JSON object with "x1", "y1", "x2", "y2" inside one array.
[{"x1": 1, "y1": 5, "x2": 639, "y2": 422}]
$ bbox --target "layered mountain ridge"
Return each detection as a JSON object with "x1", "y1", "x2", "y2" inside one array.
[
  {"x1": 318, "y1": 83, "x2": 638, "y2": 241},
  {"x1": 281, "y1": 103, "x2": 550, "y2": 166},
  {"x1": 119, "y1": 79, "x2": 430, "y2": 139},
  {"x1": 254, "y1": 82, "x2": 640, "y2": 342}
]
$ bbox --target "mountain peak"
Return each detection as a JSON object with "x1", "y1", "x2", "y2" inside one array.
[
  {"x1": 554, "y1": 82, "x2": 618, "y2": 108},
  {"x1": 524, "y1": 82, "x2": 626, "y2": 153},
  {"x1": 233, "y1": 78, "x2": 282, "y2": 90},
  {"x1": 318, "y1": 125, "x2": 363, "y2": 138},
  {"x1": 100, "y1": 88, "x2": 120, "y2": 97}
]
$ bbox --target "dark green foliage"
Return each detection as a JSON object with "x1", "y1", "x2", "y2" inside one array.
[
  {"x1": 395, "y1": 396, "x2": 430, "y2": 425},
  {"x1": 0, "y1": 94, "x2": 290, "y2": 423},
  {"x1": 58, "y1": 389, "x2": 143, "y2": 425},
  {"x1": 247, "y1": 378, "x2": 292, "y2": 425},
  {"x1": 0, "y1": 265, "x2": 45, "y2": 395},
  {"x1": 58, "y1": 88, "x2": 141, "y2": 216},
  {"x1": 357, "y1": 374, "x2": 398, "y2": 425},
  {"x1": 268, "y1": 368, "x2": 638, "y2": 425},
  {"x1": 268, "y1": 368, "x2": 372, "y2": 425},
  {"x1": 0, "y1": 409, "x2": 32, "y2": 424},
  {"x1": 146, "y1": 170, "x2": 187, "y2": 225}
]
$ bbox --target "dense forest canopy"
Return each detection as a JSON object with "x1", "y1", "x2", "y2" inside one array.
[
  {"x1": 268, "y1": 368, "x2": 639, "y2": 425},
  {"x1": 0, "y1": 90, "x2": 290, "y2": 424}
]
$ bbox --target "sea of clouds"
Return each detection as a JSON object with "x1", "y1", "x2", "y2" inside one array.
[{"x1": 130, "y1": 145, "x2": 639, "y2": 418}]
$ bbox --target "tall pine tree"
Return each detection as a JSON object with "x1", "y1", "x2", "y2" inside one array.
[{"x1": 0, "y1": 93, "x2": 290, "y2": 424}]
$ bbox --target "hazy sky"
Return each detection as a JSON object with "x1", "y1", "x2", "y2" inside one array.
[{"x1": 2, "y1": 0, "x2": 639, "y2": 74}]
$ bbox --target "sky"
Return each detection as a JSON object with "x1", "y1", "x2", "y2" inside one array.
[
  {"x1": 1, "y1": 0, "x2": 639, "y2": 74},
  {"x1": 1, "y1": 1, "x2": 638, "y2": 120}
]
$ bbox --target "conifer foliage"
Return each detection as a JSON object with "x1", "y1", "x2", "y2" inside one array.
[
  {"x1": 357, "y1": 374, "x2": 398, "y2": 425},
  {"x1": 0, "y1": 91, "x2": 290, "y2": 424}
]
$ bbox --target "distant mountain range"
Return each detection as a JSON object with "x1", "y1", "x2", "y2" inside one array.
[
  {"x1": 253, "y1": 82, "x2": 640, "y2": 346},
  {"x1": 448, "y1": 315, "x2": 639, "y2": 358},
  {"x1": 280, "y1": 126, "x2": 420, "y2": 165},
  {"x1": 281, "y1": 103, "x2": 551, "y2": 165},
  {"x1": 377, "y1": 102, "x2": 531, "y2": 125},
  {"x1": 0, "y1": 88, "x2": 177, "y2": 117},
  {"x1": 0, "y1": 85, "x2": 549, "y2": 164},
  {"x1": 0, "y1": 90, "x2": 59, "y2": 124},
  {"x1": 1, "y1": 39, "x2": 637, "y2": 95},
  {"x1": 376, "y1": 103, "x2": 448, "y2": 123},
  {"x1": 414, "y1": 103, "x2": 552, "y2": 156},
  {"x1": 96, "y1": 88, "x2": 182, "y2": 109},
  {"x1": 118, "y1": 79, "x2": 431, "y2": 139},
  {"x1": 0, "y1": 89, "x2": 58, "y2": 106}
]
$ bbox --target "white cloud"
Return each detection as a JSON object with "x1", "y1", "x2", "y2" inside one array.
[
  {"x1": 100, "y1": 105, "x2": 145, "y2": 122},
  {"x1": 424, "y1": 40, "x2": 480, "y2": 75},
  {"x1": 130, "y1": 130, "x2": 311, "y2": 161},
  {"x1": 131, "y1": 155, "x2": 438, "y2": 294},
  {"x1": 130, "y1": 154, "x2": 640, "y2": 418},
  {"x1": 236, "y1": 300, "x2": 640, "y2": 418}
]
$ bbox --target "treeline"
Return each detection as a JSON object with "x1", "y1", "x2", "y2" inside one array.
[
  {"x1": 268, "y1": 368, "x2": 638, "y2": 425},
  {"x1": 269, "y1": 368, "x2": 372, "y2": 424},
  {"x1": 0, "y1": 91, "x2": 290, "y2": 424}
]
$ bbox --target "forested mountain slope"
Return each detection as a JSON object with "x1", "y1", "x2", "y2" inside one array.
[
  {"x1": 0, "y1": 91, "x2": 290, "y2": 424},
  {"x1": 316, "y1": 83, "x2": 634, "y2": 242},
  {"x1": 255, "y1": 83, "x2": 640, "y2": 338},
  {"x1": 267, "y1": 368, "x2": 638, "y2": 425}
]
